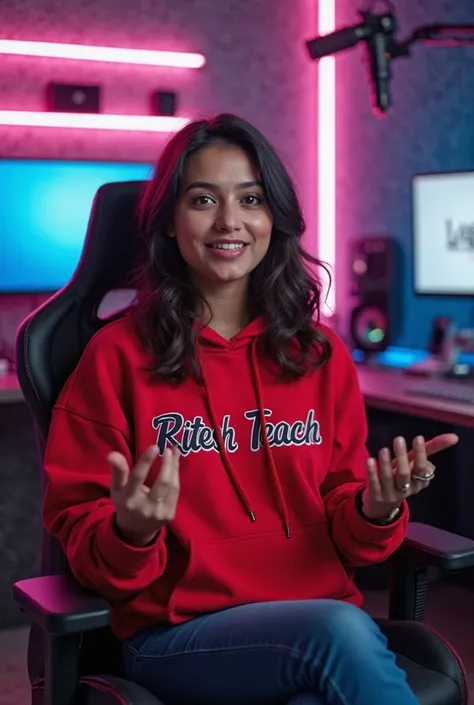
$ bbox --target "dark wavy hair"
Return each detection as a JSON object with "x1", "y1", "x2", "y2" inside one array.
[{"x1": 134, "y1": 113, "x2": 332, "y2": 384}]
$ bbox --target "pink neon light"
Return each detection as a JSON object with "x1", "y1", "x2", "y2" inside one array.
[
  {"x1": 0, "y1": 111, "x2": 189, "y2": 132},
  {"x1": 318, "y1": 0, "x2": 336, "y2": 315},
  {"x1": 0, "y1": 39, "x2": 206, "y2": 68}
]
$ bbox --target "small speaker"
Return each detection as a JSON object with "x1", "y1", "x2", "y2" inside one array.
[
  {"x1": 151, "y1": 91, "x2": 177, "y2": 116},
  {"x1": 348, "y1": 236, "x2": 401, "y2": 354},
  {"x1": 47, "y1": 83, "x2": 101, "y2": 113}
]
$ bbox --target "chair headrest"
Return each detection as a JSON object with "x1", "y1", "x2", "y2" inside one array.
[
  {"x1": 74, "y1": 180, "x2": 148, "y2": 297},
  {"x1": 16, "y1": 180, "x2": 148, "y2": 437}
]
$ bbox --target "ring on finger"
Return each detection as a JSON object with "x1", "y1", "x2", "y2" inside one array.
[
  {"x1": 400, "y1": 482, "x2": 411, "y2": 493},
  {"x1": 412, "y1": 465, "x2": 436, "y2": 483}
]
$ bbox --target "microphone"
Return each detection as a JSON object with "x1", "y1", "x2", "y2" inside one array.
[
  {"x1": 306, "y1": 9, "x2": 474, "y2": 118},
  {"x1": 306, "y1": 22, "x2": 371, "y2": 60},
  {"x1": 306, "y1": 10, "x2": 399, "y2": 117},
  {"x1": 361, "y1": 11, "x2": 398, "y2": 116},
  {"x1": 365, "y1": 27, "x2": 391, "y2": 114}
]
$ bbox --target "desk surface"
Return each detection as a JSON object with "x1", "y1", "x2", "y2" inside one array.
[
  {"x1": 357, "y1": 365, "x2": 474, "y2": 429},
  {"x1": 0, "y1": 372, "x2": 24, "y2": 403},
  {"x1": 2, "y1": 367, "x2": 474, "y2": 428}
]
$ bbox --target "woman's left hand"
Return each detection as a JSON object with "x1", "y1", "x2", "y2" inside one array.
[{"x1": 361, "y1": 433, "x2": 459, "y2": 520}]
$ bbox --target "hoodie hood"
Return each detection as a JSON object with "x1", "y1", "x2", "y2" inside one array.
[{"x1": 196, "y1": 315, "x2": 268, "y2": 351}]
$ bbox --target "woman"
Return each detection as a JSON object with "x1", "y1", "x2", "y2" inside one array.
[{"x1": 43, "y1": 114, "x2": 457, "y2": 705}]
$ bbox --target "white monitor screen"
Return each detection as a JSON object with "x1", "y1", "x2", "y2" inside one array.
[{"x1": 412, "y1": 171, "x2": 474, "y2": 296}]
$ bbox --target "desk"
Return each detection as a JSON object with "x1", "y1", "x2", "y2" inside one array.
[
  {"x1": 356, "y1": 366, "x2": 474, "y2": 429},
  {"x1": 0, "y1": 372, "x2": 24, "y2": 403},
  {"x1": 3, "y1": 364, "x2": 471, "y2": 467},
  {"x1": 2, "y1": 365, "x2": 474, "y2": 425},
  {"x1": 2, "y1": 363, "x2": 474, "y2": 442}
]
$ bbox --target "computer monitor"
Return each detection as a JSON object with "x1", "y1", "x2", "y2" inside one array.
[
  {"x1": 0, "y1": 158, "x2": 154, "y2": 293},
  {"x1": 412, "y1": 170, "x2": 474, "y2": 296}
]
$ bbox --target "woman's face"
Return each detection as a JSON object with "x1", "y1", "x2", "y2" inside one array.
[{"x1": 172, "y1": 143, "x2": 273, "y2": 289}]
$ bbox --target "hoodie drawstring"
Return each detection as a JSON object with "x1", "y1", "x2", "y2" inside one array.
[
  {"x1": 198, "y1": 347, "x2": 256, "y2": 524},
  {"x1": 198, "y1": 340, "x2": 291, "y2": 539},
  {"x1": 249, "y1": 339, "x2": 291, "y2": 538}
]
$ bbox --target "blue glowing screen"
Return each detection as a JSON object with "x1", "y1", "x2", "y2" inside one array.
[{"x1": 0, "y1": 159, "x2": 154, "y2": 292}]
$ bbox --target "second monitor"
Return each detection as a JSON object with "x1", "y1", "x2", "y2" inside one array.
[{"x1": 412, "y1": 170, "x2": 474, "y2": 297}]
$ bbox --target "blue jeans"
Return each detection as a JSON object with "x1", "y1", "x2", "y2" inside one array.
[{"x1": 123, "y1": 599, "x2": 419, "y2": 705}]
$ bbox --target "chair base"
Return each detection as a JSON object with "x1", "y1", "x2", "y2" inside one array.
[{"x1": 31, "y1": 675, "x2": 165, "y2": 705}]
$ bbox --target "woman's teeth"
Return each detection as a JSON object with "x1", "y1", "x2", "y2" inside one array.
[{"x1": 210, "y1": 243, "x2": 245, "y2": 250}]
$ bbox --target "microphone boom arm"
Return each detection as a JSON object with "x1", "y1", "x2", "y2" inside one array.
[
  {"x1": 306, "y1": 12, "x2": 474, "y2": 116},
  {"x1": 393, "y1": 24, "x2": 474, "y2": 57}
]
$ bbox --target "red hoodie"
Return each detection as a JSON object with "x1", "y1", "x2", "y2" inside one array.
[{"x1": 43, "y1": 313, "x2": 408, "y2": 642}]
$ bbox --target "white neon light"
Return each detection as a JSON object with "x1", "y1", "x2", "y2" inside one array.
[
  {"x1": 0, "y1": 39, "x2": 206, "y2": 68},
  {"x1": 318, "y1": 0, "x2": 336, "y2": 315},
  {"x1": 0, "y1": 111, "x2": 189, "y2": 132}
]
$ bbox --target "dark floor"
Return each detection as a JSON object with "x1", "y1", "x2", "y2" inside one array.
[{"x1": 0, "y1": 583, "x2": 472, "y2": 704}]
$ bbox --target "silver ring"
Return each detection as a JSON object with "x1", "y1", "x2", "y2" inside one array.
[
  {"x1": 412, "y1": 467, "x2": 436, "y2": 483},
  {"x1": 400, "y1": 482, "x2": 411, "y2": 493}
]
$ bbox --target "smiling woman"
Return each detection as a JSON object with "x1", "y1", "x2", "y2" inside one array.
[
  {"x1": 172, "y1": 143, "x2": 273, "y2": 292},
  {"x1": 135, "y1": 113, "x2": 331, "y2": 383},
  {"x1": 42, "y1": 113, "x2": 429, "y2": 705}
]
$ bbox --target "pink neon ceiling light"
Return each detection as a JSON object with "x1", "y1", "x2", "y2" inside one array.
[
  {"x1": 0, "y1": 111, "x2": 189, "y2": 132},
  {"x1": 318, "y1": 0, "x2": 336, "y2": 315},
  {"x1": 0, "y1": 39, "x2": 206, "y2": 68}
]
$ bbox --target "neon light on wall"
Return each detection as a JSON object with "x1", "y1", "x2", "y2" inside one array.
[
  {"x1": 0, "y1": 111, "x2": 188, "y2": 132},
  {"x1": 318, "y1": 0, "x2": 336, "y2": 315},
  {"x1": 0, "y1": 39, "x2": 206, "y2": 68}
]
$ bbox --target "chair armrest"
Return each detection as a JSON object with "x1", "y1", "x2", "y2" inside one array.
[
  {"x1": 388, "y1": 522, "x2": 474, "y2": 621},
  {"x1": 13, "y1": 574, "x2": 111, "y2": 635},
  {"x1": 400, "y1": 522, "x2": 474, "y2": 571}
]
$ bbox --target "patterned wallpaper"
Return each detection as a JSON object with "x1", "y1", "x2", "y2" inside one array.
[{"x1": 336, "y1": 0, "x2": 474, "y2": 348}]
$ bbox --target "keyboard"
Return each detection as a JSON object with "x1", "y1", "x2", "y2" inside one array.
[{"x1": 407, "y1": 380, "x2": 474, "y2": 405}]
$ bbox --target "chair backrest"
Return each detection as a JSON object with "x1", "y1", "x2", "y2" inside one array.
[
  {"x1": 16, "y1": 181, "x2": 149, "y2": 684},
  {"x1": 16, "y1": 180, "x2": 148, "y2": 441},
  {"x1": 16, "y1": 180, "x2": 148, "y2": 578}
]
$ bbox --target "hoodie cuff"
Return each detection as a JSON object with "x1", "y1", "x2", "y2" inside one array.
[
  {"x1": 97, "y1": 513, "x2": 165, "y2": 575},
  {"x1": 346, "y1": 490, "x2": 408, "y2": 543}
]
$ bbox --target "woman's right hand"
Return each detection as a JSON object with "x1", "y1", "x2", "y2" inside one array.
[{"x1": 108, "y1": 445, "x2": 180, "y2": 547}]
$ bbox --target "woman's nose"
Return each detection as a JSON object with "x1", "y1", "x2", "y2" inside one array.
[{"x1": 214, "y1": 203, "x2": 242, "y2": 232}]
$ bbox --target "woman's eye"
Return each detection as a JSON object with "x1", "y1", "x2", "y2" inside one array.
[
  {"x1": 191, "y1": 194, "x2": 263, "y2": 207},
  {"x1": 243, "y1": 194, "x2": 264, "y2": 206},
  {"x1": 192, "y1": 195, "x2": 214, "y2": 206}
]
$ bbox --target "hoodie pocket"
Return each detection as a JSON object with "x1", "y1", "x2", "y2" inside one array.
[{"x1": 168, "y1": 522, "x2": 349, "y2": 621}]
